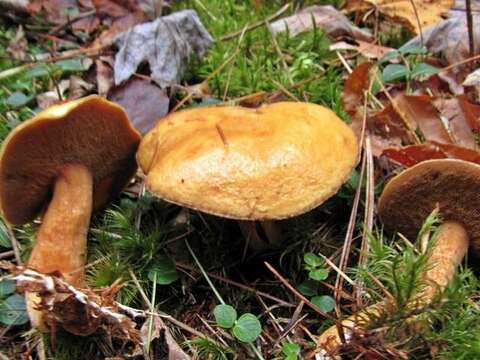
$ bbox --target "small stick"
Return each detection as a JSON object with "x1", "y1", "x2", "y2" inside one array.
[{"x1": 264, "y1": 262, "x2": 333, "y2": 319}]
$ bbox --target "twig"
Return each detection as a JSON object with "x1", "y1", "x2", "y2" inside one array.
[
  {"x1": 0, "y1": 250, "x2": 14, "y2": 259},
  {"x1": 264, "y1": 262, "x2": 333, "y2": 319},
  {"x1": 6, "y1": 225, "x2": 21, "y2": 265},
  {"x1": 219, "y1": 3, "x2": 290, "y2": 42},
  {"x1": 408, "y1": 0, "x2": 424, "y2": 48},
  {"x1": 176, "y1": 261, "x2": 295, "y2": 307}
]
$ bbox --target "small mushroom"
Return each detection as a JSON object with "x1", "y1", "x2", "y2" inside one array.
[
  {"x1": 137, "y1": 102, "x2": 358, "y2": 242},
  {"x1": 0, "y1": 95, "x2": 141, "y2": 331},
  {"x1": 316, "y1": 159, "x2": 475, "y2": 356}
]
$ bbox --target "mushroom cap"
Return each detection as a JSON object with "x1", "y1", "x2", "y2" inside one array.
[
  {"x1": 378, "y1": 159, "x2": 480, "y2": 252},
  {"x1": 137, "y1": 102, "x2": 358, "y2": 220},
  {"x1": 0, "y1": 95, "x2": 141, "y2": 225}
]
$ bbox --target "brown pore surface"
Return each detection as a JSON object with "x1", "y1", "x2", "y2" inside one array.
[
  {"x1": 378, "y1": 159, "x2": 480, "y2": 252},
  {"x1": 137, "y1": 102, "x2": 359, "y2": 220},
  {"x1": 0, "y1": 96, "x2": 141, "y2": 225}
]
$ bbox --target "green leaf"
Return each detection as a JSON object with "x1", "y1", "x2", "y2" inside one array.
[
  {"x1": 297, "y1": 280, "x2": 318, "y2": 297},
  {"x1": 214, "y1": 304, "x2": 237, "y2": 328},
  {"x1": 0, "y1": 280, "x2": 15, "y2": 298},
  {"x1": 0, "y1": 294, "x2": 29, "y2": 325},
  {"x1": 398, "y1": 43, "x2": 427, "y2": 55},
  {"x1": 232, "y1": 313, "x2": 261, "y2": 343},
  {"x1": 309, "y1": 269, "x2": 329, "y2": 281},
  {"x1": 382, "y1": 64, "x2": 408, "y2": 82},
  {"x1": 303, "y1": 252, "x2": 323, "y2": 267},
  {"x1": 147, "y1": 255, "x2": 179, "y2": 285},
  {"x1": 55, "y1": 59, "x2": 87, "y2": 72},
  {"x1": 6, "y1": 92, "x2": 29, "y2": 108},
  {"x1": 311, "y1": 295, "x2": 335, "y2": 313},
  {"x1": 378, "y1": 50, "x2": 399, "y2": 64},
  {"x1": 26, "y1": 64, "x2": 50, "y2": 78},
  {"x1": 282, "y1": 342, "x2": 301, "y2": 357},
  {"x1": 411, "y1": 63, "x2": 439, "y2": 79},
  {"x1": 0, "y1": 219, "x2": 11, "y2": 248}
]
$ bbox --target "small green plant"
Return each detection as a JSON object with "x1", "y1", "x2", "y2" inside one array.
[
  {"x1": 214, "y1": 304, "x2": 262, "y2": 343},
  {"x1": 281, "y1": 342, "x2": 301, "y2": 360},
  {"x1": 378, "y1": 43, "x2": 439, "y2": 87},
  {"x1": 0, "y1": 279, "x2": 28, "y2": 326},
  {"x1": 298, "y1": 252, "x2": 335, "y2": 313}
]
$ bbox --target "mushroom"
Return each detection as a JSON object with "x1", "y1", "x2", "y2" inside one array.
[
  {"x1": 0, "y1": 95, "x2": 141, "y2": 331},
  {"x1": 136, "y1": 102, "x2": 358, "y2": 245},
  {"x1": 316, "y1": 159, "x2": 475, "y2": 356}
]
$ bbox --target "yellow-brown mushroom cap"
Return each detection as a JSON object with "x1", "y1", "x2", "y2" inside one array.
[
  {"x1": 137, "y1": 102, "x2": 358, "y2": 220},
  {"x1": 378, "y1": 159, "x2": 480, "y2": 252},
  {"x1": 0, "y1": 95, "x2": 141, "y2": 225}
]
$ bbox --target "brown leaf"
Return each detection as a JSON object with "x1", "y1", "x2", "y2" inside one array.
[
  {"x1": 368, "y1": 104, "x2": 412, "y2": 156},
  {"x1": 433, "y1": 97, "x2": 477, "y2": 149},
  {"x1": 27, "y1": 0, "x2": 79, "y2": 24},
  {"x1": 393, "y1": 94, "x2": 452, "y2": 144},
  {"x1": 92, "y1": 0, "x2": 135, "y2": 18},
  {"x1": 330, "y1": 40, "x2": 394, "y2": 59},
  {"x1": 383, "y1": 141, "x2": 480, "y2": 167},
  {"x1": 342, "y1": 62, "x2": 373, "y2": 136},
  {"x1": 71, "y1": 15, "x2": 100, "y2": 33},
  {"x1": 108, "y1": 78, "x2": 169, "y2": 134},
  {"x1": 346, "y1": 0, "x2": 454, "y2": 34},
  {"x1": 96, "y1": 57, "x2": 114, "y2": 96},
  {"x1": 91, "y1": 11, "x2": 147, "y2": 48},
  {"x1": 270, "y1": 5, "x2": 373, "y2": 41}
]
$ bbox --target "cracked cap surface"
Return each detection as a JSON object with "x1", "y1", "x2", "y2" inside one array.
[{"x1": 137, "y1": 102, "x2": 358, "y2": 220}]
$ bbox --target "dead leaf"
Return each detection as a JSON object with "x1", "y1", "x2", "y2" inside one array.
[
  {"x1": 68, "y1": 75, "x2": 94, "y2": 99},
  {"x1": 330, "y1": 40, "x2": 394, "y2": 59},
  {"x1": 96, "y1": 57, "x2": 114, "y2": 96},
  {"x1": 433, "y1": 97, "x2": 477, "y2": 149},
  {"x1": 113, "y1": 10, "x2": 213, "y2": 88},
  {"x1": 36, "y1": 80, "x2": 71, "y2": 109},
  {"x1": 393, "y1": 94, "x2": 452, "y2": 144},
  {"x1": 403, "y1": 3, "x2": 480, "y2": 74},
  {"x1": 91, "y1": 11, "x2": 147, "y2": 48},
  {"x1": 7, "y1": 26, "x2": 27, "y2": 61},
  {"x1": 346, "y1": 0, "x2": 454, "y2": 34},
  {"x1": 463, "y1": 68, "x2": 480, "y2": 87},
  {"x1": 27, "y1": 0, "x2": 79, "y2": 24},
  {"x1": 108, "y1": 78, "x2": 169, "y2": 134},
  {"x1": 270, "y1": 5, "x2": 373, "y2": 41},
  {"x1": 342, "y1": 62, "x2": 373, "y2": 135},
  {"x1": 383, "y1": 141, "x2": 480, "y2": 167}
]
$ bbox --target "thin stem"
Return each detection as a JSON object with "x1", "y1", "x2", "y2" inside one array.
[{"x1": 185, "y1": 239, "x2": 225, "y2": 305}]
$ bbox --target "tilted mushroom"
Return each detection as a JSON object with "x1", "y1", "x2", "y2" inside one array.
[
  {"x1": 136, "y1": 102, "x2": 358, "y2": 241},
  {"x1": 316, "y1": 159, "x2": 476, "y2": 356},
  {"x1": 0, "y1": 95, "x2": 141, "y2": 331}
]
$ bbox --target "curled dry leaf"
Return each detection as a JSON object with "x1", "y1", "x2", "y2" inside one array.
[
  {"x1": 113, "y1": 10, "x2": 213, "y2": 88},
  {"x1": 330, "y1": 40, "x2": 394, "y2": 59},
  {"x1": 1, "y1": 262, "x2": 140, "y2": 340},
  {"x1": 346, "y1": 0, "x2": 454, "y2": 34},
  {"x1": 383, "y1": 141, "x2": 480, "y2": 167},
  {"x1": 96, "y1": 57, "x2": 114, "y2": 96},
  {"x1": 270, "y1": 5, "x2": 373, "y2": 41},
  {"x1": 108, "y1": 78, "x2": 169, "y2": 134}
]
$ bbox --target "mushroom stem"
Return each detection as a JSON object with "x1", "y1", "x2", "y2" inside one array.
[
  {"x1": 238, "y1": 220, "x2": 284, "y2": 251},
  {"x1": 316, "y1": 221, "x2": 469, "y2": 356},
  {"x1": 27, "y1": 164, "x2": 93, "y2": 329}
]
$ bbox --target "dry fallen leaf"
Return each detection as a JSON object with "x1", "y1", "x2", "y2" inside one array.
[
  {"x1": 108, "y1": 78, "x2": 169, "y2": 134},
  {"x1": 270, "y1": 5, "x2": 373, "y2": 41},
  {"x1": 113, "y1": 10, "x2": 213, "y2": 88},
  {"x1": 404, "y1": 0, "x2": 480, "y2": 68},
  {"x1": 330, "y1": 40, "x2": 394, "y2": 59},
  {"x1": 383, "y1": 141, "x2": 480, "y2": 167},
  {"x1": 346, "y1": 0, "x2": 454, "y2": 34},
  {"x1": 96, "y1": 57, "x2": 115, "y2": 96}
]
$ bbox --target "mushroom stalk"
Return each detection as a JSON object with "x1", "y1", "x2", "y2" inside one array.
[
  {"x1": 27, "y1": 164, "x2": 93, "y2": 328},
  {"x1": 316, "y1": 221, "x2": 469, "y2": 356}
]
